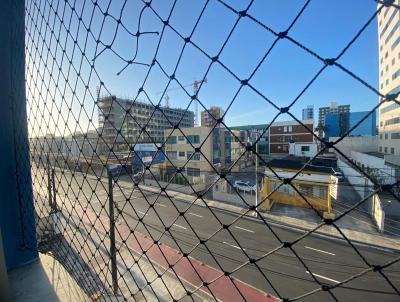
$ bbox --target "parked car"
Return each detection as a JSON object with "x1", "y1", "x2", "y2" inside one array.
[
  {"x1": 333, "y1": 171, "x2": 344, "y2": 182},
  {"x1": 108, "y1": 164, "x2": 131, "y2": 177},
  {"x1": 234, "y1": 180, "x2": 256, "y2": 192}
]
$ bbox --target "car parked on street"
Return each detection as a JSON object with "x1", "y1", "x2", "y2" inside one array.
[
  {"x1": 333, "y1": 171, "x2": 345, "y2": 182},
  {"x1": 233, "y1": 180, "x2": 256, "y2": 192}
]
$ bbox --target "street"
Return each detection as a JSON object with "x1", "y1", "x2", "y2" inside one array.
[{"x1": 35, "y1": 168, "x2": 400, "y2": 301}]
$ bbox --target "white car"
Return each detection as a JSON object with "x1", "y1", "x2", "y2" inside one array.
[{"x1": 234, "y1": 180, "x2": 256, "y2": 192}]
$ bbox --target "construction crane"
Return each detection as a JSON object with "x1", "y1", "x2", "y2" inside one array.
[
  {"x1": 157, "y1": 78, "x2": 208, "y2": 126},
  {"x1": 192, "y1": 78, "x2": 207, "y2": 126}
]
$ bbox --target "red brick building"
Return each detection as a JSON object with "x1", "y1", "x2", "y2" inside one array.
[{"x1": 269, "y1": 120, "x2": 314, "y2": 155}]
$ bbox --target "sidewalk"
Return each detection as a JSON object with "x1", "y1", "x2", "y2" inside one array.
[
  {"x1": 8, "y1": 253, "x2": 90, "y2": 302},
  {"x1": 44, "y1": 189, "x2": 278, "y2": 302}
]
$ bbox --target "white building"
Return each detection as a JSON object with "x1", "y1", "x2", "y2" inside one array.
[
  {"x1": 288, "y1": 142, "x2": 318, "y2": 158},
  {"x1": 378, "y1": 3, "x2": 400, "y2": 155}
]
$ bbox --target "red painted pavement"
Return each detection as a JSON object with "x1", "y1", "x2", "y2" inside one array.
[{"x1": 73, "y1": 203, "x2": 278, "y2": 302}]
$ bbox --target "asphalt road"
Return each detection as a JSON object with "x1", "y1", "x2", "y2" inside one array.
[{"x1": 38, "y1": 169, "x2": 400, "y2": 302}]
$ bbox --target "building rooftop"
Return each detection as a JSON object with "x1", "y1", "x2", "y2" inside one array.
[
  {"x1": 270, "y1": 119, "x2": 313, "y2": 127},
  {"x1": 364, "y1": 151, "x2": 385, "y2": 159},
  {"x1": 267, "y1": 158, "x2": 334, "y2": 174},
  {"x1": 99, "y1": 95, "x2": 193, "y2": 113},
  {"x1": 230, "y1": 124, "x2": 268, "y2": 130},
  {"x1": 265, "y1": 169, "x2": 334, "y2": 184}
]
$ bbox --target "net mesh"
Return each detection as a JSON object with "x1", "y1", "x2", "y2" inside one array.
[{"x1": 21, "y1": 0, "x2": 400, "y2": 301}]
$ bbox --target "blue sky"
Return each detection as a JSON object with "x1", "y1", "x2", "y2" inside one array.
[{"x1": 29, "y1": 0, "x2": 381, "y2": 135}]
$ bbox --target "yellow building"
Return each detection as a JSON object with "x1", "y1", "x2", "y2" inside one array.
[{"x1": 259, "y1": 159, "x2": 337, "y2": 215}]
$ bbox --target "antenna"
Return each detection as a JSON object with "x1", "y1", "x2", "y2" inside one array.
[
  {"x1": 96, "y1": 86, "x2": 100, "y2": 101},
  {"x1": 164, "y1": 94, "x2": 170, "y2": 108}
]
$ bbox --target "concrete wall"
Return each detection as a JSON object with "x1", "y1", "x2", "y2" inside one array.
[
  {"x1": 338, "y1": 158, "x2": 387, "y2": 232},
  {"x1": 351, "y1": 151, "x2": 396, "y2": 185},
  {"x1": 329, "y1": 136, "x2": 378, "y2": 158}
]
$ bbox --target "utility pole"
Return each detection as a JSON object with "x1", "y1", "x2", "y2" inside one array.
[
  {"x1": 255, "y1": 134, "x2": 259, "y2": 217},
  {"x1": 108, "y1": 170, "x2": 118, "y2": 295}
]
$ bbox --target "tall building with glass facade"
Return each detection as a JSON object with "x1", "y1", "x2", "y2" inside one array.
[
  {"x1": 318, "y1": 102, "x2": 350, "y2": 137},
  {"x1": 378, "y1": 3, "x2": 400, "y2": 155},
  {"x1": 324, "y1": 111, "x2": 376, "y2": 139}
]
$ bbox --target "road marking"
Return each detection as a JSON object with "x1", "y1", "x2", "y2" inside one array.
[
  {"x1": 306, "y1": 271, "x2": 339, "y2": 284},
  {"x1": 234, "y1": 226, "x2": 255, "y2": 233},
  {"x1": 223, "y1": 242, "x2": 246, "y2": 251},
  {"x1": 156, "y1": 203, "x2": 166, "y2": 207},
  {"x1": 137, "y1": 210, "x2": 147, "y2": 216},
  {"x1": 173, "y1": 223, "x2": 187, "y2": 230},
  {"x1": 188, "y1": 212, "x2": 203, "y2": 218},
  {"x1": 304, "y1": 246, "x2": 335, "y2": 256}
]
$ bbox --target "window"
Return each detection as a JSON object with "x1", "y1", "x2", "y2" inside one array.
[
  {"x1": 385, "y1": 133, "x2": 389, "y2": 139},
  {"x1": 166, "y1": 136, "x2": 177, "y2": 144},
  {"x1": 166, "y1": 151, "x2": 177, "y2": 160},
  {"x1": 392, "y1": 69, "x2": 400, "y2": 80},
  {"x1": 385, "y1": 147, "x2": 388, "y2": 153},
  {"x1": 385, "y1": 116, "x2": 400, "y2": 126},
  {"x1": 187, "y1": 167, "x2": 200, "y2": 177},
  {"x1": 178, "y1": 151, "x2": 186, "y2": 158},
  {"x1": 284, "y1": 126, "x2": 287, "y2": 132},
  {"x1": 186, "y1": 135, "x2": 200, "y2": 144},
  {"x1": 386, "y1": 65, "x2": 389, "y2": 71},
  {"x1": 187, "y1": 151, "x2": 200, "y2": 160},
  {"x1": 288, "y1": 126, "x2": 292, "y2": 132},
  {"x1": 380, "y1": 134, "x2": 383, "y2": 139},
  {"x1": 392, "y1": 133, "x2": 400, "y2": 139},
  {"x1": 301, "y1": 146, "x2": 310, "y2": 152},
  {"x1": 380, "y1": 146, "x2": 383, "y2": 152},
  {"x1": 391, "y1": 147, "x2": 395, "y2": 154},
  {"x1": 381, "y1": 102, "x2": 400, "y2": 114},
  {"x1": 386, "y1": 21, "x2": 400, "y2": 45},
  {"x1": 393, "y1": 58, "x2": 396, "y2": 66},
  {"x1": 381, "y1": 8, "x2": 397, "y2": 37},
  {"x1": 178, "y1": 135, "x2": 185, "y2": 141}
]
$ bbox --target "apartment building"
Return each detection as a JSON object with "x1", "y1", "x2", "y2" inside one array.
[
  {"x1": 302, "y1": 105, "x2": 314, "y2": 120},
  {"x1": 230, "y1": 124, "x2": 269, "y2": 160},
  {"x1": 378, "y1": 3, "x2": 400, "y2": 155},
  {"x1": 163, "y1": 126, "x2": 251, "y2": 178},
  {"x1": 269, "y1": 119, "x2": 314, "y2": 156},
  {"x1": 201, "y1": 106, "x2": 224, "y2": 127},
  {"x1": 98, "y1": 96, "x2": 194, "y2": 151},
  {"x1": 318, "y1": 102, "x2": 350, "y2": 137},
  {"x1": 164, "y1": 127, "x2": 220, "y2": 178}
]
